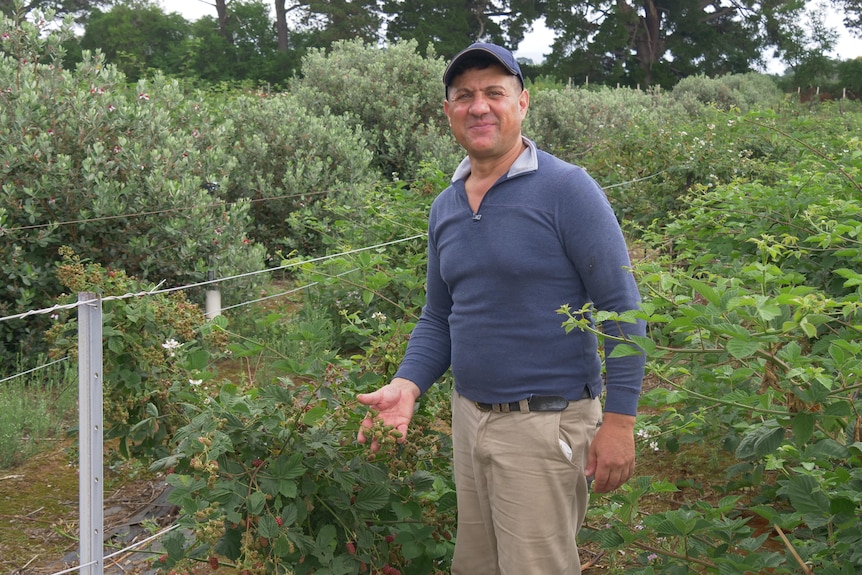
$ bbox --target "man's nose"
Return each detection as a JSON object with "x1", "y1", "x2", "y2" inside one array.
[{"x1": 469, "y1": 94, "x2": 491, "y2": 115}]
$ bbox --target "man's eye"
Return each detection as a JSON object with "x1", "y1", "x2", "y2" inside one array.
[{"x1": 454, "y1": 93, "x2": 472, "y2": 102}]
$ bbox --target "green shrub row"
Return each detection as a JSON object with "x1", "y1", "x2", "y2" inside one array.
[
  {"x1": 563, "y1": 110, "x2": 862, "y2": 573},
  {"x1": 3, "y1": 11, "x2": 820, "y2": 367}
]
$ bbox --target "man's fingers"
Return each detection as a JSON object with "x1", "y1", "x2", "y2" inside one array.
[
  {"x1": 357, "y1": 414, "x2": 375, "y2": 444},
  {"x1": 589, "y1": 460, "x2": 634, "y2": 493}
]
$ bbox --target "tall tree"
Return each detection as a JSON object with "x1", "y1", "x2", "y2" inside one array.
[
  {"x1": 302, "y1": 0, "x2": 382, "y2": 45},
  {"x1": 776, "y1": 1, "x2": 839, "y2": 86},
  {"x1": 273, "y1": 0, "x2": 310, "y2": 51},
  {"x1": 835, "y1": 0, "x2": 862, "y2": 35},
  {"x1": 543, "y1": 0, "x2": 803, "y2": 87},
  {"x1": 382, "y1": 0, "x2": 543, "y2": 58},
  {"x1": 270, "y1": 0, "x2": 387, "y2": 51},
  {"x1": 187, "y1": 0, "x2": 291, "y2": 82},
  {"x1": 79, "y1": 2, "x2": 190, "y2": 81},
  {"x1": 1, "y1": 0, "x2": 112, "y2": 19}
]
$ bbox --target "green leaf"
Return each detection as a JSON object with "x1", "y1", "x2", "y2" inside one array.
[
  {"x1": 247, "y1": 491, "x2": 267, "y2": 516},
  {"x1": 215, "y1": 527, "x2": 243, "y2": 560},
  {"x1": 411, "y1": 470, "x2": 436, "y2": 493},
  {"x1": 799, "y1": 317, "x2": 817, "y2": 338},
  {"x1": 353, "y1": 483, "x2": 389, "y2": 512},
  {"x1": 400, "y1": 540, "x2": 424, "y2": 559},
  {"x1": 726, "y1": 337, "x2": 761, "y2": 359},
  {"x1": 162, "y1": 529, "x2": 188, "y2": 560},
  {"x1": 184, "y1": 348, "x2": 210, "y2": 370},
  {"x1": 803, "y1": 438, "x2": 851, "y2": 461},
  {"x1": 608, "y1": 343, "x2": 646, "y2": 358},
  {"x1": 686, "y1": 279, "x2": 722, "y2": 307},
  {"x1": 260, "y1": 475, "x2": 298, "y2": 498},
  {"x1": 257, "y1": 514, "x2": 280, "y2": 539},
  {"x1": 315, "y1": 523, "x2": 337, "y2": 552},
  {"x1": 271, "y1": 452, "x2": 306, "y2": 480},
  {"x1": 736, "y1": 422, "x2": 785, "y2": 460},
  {"x1": 756, "y1": 302, "x2": 782, "y2": 322},
  {"x1": 783, "y1": 474, "x2": 830, "y2": 517},
  {"x1": 302, "y1": 405, "x2": 328, "y2": 426},
  {"x1": 280, "y1": 503, "x2": 298, "y2": 527},
  {"x1": 791, "y1": 412, "x2": 815, "y2": 447},
  {"x1": 648, "y1": 509, "x2": 708, "y2": 537},
  {"x1": 584, "y1": 526, "x2": 627, "y2": 548}
]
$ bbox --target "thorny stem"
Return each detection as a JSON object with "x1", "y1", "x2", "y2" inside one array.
[{"x1": 631, "y1": 540, "x2": 716, "y2": 568}]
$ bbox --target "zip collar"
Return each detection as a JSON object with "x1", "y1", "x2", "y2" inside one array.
[{"x1": 451, "y1": 136, "x2": 538, "y2": 183}]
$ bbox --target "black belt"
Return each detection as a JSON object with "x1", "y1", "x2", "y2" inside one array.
[{"x1": 475, "y1": 395, "x2": 569, "y2": 413}]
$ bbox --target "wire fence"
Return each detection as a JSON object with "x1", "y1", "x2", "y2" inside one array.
[
  {"x1": 2, "y1": 169, "x2": 659, "y2": 574},
  {"x1": 0, "y1": 233, "x2": 426, "y2": 575}
]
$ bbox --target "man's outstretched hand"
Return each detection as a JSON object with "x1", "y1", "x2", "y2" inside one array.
[{"x1": 356, "y1": 377, "x2": 421, "y2": 452}]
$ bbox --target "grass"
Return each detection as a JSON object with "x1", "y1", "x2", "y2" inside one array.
[{"x1": 0, "y1": 356, "x2": 77, "y2": 469}]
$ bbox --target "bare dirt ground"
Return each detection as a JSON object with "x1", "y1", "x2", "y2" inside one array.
[{"x1": 1, "y1": 440, "x2": 176, "y2": 575}]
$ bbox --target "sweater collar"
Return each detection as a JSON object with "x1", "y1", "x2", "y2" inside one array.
[{"x1": 451, "y1": 136, "x2": 538, "y2": 182}]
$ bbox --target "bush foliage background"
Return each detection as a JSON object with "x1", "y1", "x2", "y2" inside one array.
[{"x1": 2, "y1": 10, "x2": 862, "y2": 575}]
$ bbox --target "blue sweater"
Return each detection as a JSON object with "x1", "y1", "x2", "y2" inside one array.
[{"x1": 395, "y1": 139, "x2": 646, "y2": 416}]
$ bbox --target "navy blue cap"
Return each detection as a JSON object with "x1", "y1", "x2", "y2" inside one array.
[{"x1": 443, "y1": 42, "x2": 524, "y2": 89}]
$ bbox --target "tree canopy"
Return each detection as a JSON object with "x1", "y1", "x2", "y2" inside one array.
[
  {"x1": 1, "y1": 0, "x2": 109, "y2": 20},
  {"x1": 7, "y1": 0, "x2": 859, "y2": 88}
]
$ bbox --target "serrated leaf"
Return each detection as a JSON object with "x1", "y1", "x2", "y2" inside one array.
[
  {"x1": 280, "y1": 503, "x2": 298, "y2": 527},
  {"x1": 315, "y1": 523, "x2": 337, "y2": 551},
  {"x1": 302, "y1": 405, "x2": 327, "y2": 426},
  {"x1": 726, "y1": 337, "x2": 761, "y2": 359},
  {"x1": 736, "y1": 422, "x2": 785, "y2": 460},
  {"x1": 410, "y1": 470, "x2": 436, "y2": 492},
  {"x1": 686, "y1": 278, "x2": 721, "y2": 306},
  {"x1": 791, "y1": 412, "x2": 815, "y2": 446},
  {"x1": 271, "y1": 452, "x2": 306, "y2": 480},
  {"x1": 257, "y1": 514, "x2": 280, "y2": 539},
  {"x1": 400, "y1": 540, "x2": 424, "y2": 559},
  {"x1": 803, "y1": 438, "x2": 851, "y2": 461},
  {"x1": 608, "y1": 343, "x2": 646, "y2": 358},
  {"x1": 184, "y1": 348, "x2": 210, "y2": 370},
  {"x1": 247, "y1": 491, "x2": 267, "y2": 516},
  {"x1": 783, "y1": 474, "x2": 830, "y2": 516},
  {"x1": 586, "y1": 526, "x2": 627, "y2": 548},
  {"x1": 756, "y1": 302, "x2": 782, "y2": 321},
  {"x1": 353, "y1": 483, "x2": 389, "y2": 512},
  {"x1": 214, "y1": 527, "x2": 243, "y2": 560}
]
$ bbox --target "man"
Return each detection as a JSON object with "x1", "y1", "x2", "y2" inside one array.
[{"x1": 358, "y1": 42, "x2": 646, "y2": 575}]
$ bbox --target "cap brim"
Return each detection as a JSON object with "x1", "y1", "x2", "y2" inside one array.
[{"x1": 443, "y1": 45, "x2": 521, "y2": 86}]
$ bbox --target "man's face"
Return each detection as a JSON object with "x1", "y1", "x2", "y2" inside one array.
[{"x1": 444, "y1": 64, "x2": 529, "y2": 161}]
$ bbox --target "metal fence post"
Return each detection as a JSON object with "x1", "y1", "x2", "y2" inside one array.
[{"x1": 78, "y1": 292, "x2": 104, "y2": 575}]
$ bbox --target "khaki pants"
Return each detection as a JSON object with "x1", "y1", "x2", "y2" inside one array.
[{"x1": 450, "y1": 391, "x2": 602, "y2": 575}]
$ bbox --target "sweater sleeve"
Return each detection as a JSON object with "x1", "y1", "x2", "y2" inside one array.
[
  {"x1": 392, "y1": 219, "x2": 452, "y2": 395},
  {"x1": 559, "y1": 168, "x2": 646, "y2": 415}
]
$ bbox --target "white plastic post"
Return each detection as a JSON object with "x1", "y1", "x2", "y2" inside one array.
[
  {"x1": 206, "y1": 270, "x2": 221, "y2": 319},
  {"x1": 78, "y1": 292, "x2": 104, "y2": 575}
]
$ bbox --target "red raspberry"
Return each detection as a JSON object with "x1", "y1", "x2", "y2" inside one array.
[{"x1": 208, "y1": 556, "x2": 219, "y2": 570}]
